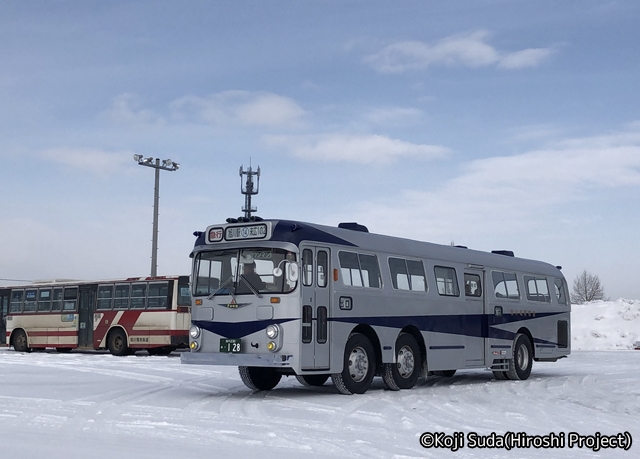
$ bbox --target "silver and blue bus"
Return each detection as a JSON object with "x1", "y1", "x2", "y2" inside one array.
[{"x1": 181, "y1": 219, "x2": 570, "y2": 394}]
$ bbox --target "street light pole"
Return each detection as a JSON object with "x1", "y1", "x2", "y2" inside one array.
[{"x1": 133, "y1": 155, "x2": 180, "y2": 277}]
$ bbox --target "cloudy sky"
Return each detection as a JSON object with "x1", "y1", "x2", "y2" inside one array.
[{"x1": 1, "y1": 1, "x2": 639, "y2": 299}]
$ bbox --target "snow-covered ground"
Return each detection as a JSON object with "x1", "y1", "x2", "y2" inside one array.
[
  {"x1": 0, "y1": 300, "x2": 638, "y2": 458},
  {"x1": 572, "y1": 299, "x2": 640, "y2": 350}
]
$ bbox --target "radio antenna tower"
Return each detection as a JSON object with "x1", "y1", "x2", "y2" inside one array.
[{"x1": 240, "y1": 162, "x2": 260, "y2": 220}]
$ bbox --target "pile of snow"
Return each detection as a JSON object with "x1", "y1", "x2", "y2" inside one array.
[{"x1": 571, "y1": 298, "x2": 640, "y2": 350}]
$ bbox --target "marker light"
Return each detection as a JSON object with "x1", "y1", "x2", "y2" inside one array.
[
  {"x1": 267, "y1": 341, "x2": 276, "y2": 352},
  {"x1": 190, "y1": 341, "x2": 199, "y2": 351}
]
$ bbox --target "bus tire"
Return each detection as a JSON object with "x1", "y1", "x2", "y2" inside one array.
[
  {"x1": 434, "y1": 370, "x2": 456, "y2": 377},
  {"x1": 382, "y1": 333, "x2": 421, "y2": 390},
  {"x1": 12, "y1": 330, "x2": 31, "y2": 353},
  {"x1": 296, "y1": 375, "x2": 330, "y2": 387},
  {"x1": 506, "y1": 334, "x2": 533, "y2": 380},
  {"x1": 107, "y1": 329, "x2": 130, "y2": 357},
  {"x1": 239, "y1": 366, "x2": 282, "y2": 391},
  {"x1": 493, "y1": 370, "x2": 508, "y2": 380},
  {"x1": 332, "y1": 333, "x2": 375, "y2": 395}
]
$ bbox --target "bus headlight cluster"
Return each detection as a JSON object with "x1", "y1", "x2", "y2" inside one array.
[
  {"x1": 189, "y1": 325, "x2": 201, "y2": 339},
  {"x1": 266, "y1": 324, "x2": 279, "y2": 339},
  {"x1": 190, "y1": 341, "x2": 199, "y2": 351}
]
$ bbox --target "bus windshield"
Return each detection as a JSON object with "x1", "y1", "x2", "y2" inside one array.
[{"x1": 193, "y1": 248, "x2": 297, "y2": 296}]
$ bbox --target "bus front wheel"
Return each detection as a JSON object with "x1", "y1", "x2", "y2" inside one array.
[
  {"x1": 108, "y1": 329, "x2": 130, "y2": 356},
  {"x1": 506, "y1": 334, "x2": 533, "y2": 380},
  {"x1": 239, "y1": 366, "x2": 282, "y2": 391},
  {"x1": 332, "y1": 333, "x2": 376, "y2": 395},
  {"x1": 12, "y1": 330, "x2": 31, "y2": 353},
  {"x1": 382, "y1": 333, "x2": 421, "y2": 390}
]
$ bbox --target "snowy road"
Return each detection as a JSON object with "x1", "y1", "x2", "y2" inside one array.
[{"x1": 0, "y1": 348, "x2": 637, "y2": 458}]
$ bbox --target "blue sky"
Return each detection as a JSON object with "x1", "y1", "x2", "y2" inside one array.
[{"x1": 1, "y1": 1, "x2": 640, "y2": 299}]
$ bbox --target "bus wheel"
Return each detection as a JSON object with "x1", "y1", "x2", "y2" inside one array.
[
  {"x1": 239, "y1": 366, "x2": 282, "y2": 391},
  {"x1": 506, "y1": 334, "x2": 533, "y2": 380},
  {"x1": 382, "y1": 333, "x2": 421, "y2": 390},
  {"x1": 296, "y1": 375, "x2": 330, "y2": 387},
  {"x1": 493, "y1": 370, "x2": 508, "y2": 380},
  {"x1": 12, "y1": 330, "x2": 31, "y2": 353},
  {"x1": 332, "y1": 333, "x2": 375, "y2": 395},
  {"x1": 107, "y1": 329, "x2": 130, "y2": 356}
]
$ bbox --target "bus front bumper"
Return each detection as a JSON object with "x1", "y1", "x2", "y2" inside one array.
[{"x1": 181, "y1": 351, "x2": 294, "y2": 367}]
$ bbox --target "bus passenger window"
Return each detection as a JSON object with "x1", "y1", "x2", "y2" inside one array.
[
  {"x1": 38, "y1": 289, "x2": 52, "y2": 312},
  {"x1": 554, "y1": 278, "x2": 567, "y2": 304},
  {"x1": 114, "y1": 285, "x2": 130, "y2": 309},
  {"x1": 51, "y1": 288, "x2": 63, "y2": 311},
  {"x1": 525, "y1": 276, "x2": 551, "y2": 302},
  {"x1": 407, "y1": 260, "x2": 427, "y2": 292},
  {"x1": 97, "y1": 285, "x2": 114, "y2": 310},
  {"x1": 492, "y1": 271, "x2": 519, "y2": 299},
  {"x1": 389, "y1": 258, "x2": 410, "y2": 290},
  {"x1": 434, "y1": 266, "x2": 459, "y2": 296},
  {"x1": 464, "y1": 274, "x2": 482, "y2": 297},
  {"x1": 63, "y1": 287, "x2": 78, "y2": 311},
  {"x1": 130, "y1": 283, "x2": 147, "y2": 309},
  {"x1": 10, "y1": 290, "x2": 24, "y2": 313}
]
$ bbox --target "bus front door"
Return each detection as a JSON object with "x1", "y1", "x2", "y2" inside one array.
[
  {"x1": 300, "y1": 246, "x2": 330, "y2": 370},
  {"x1": 0, "y1": 289, "x2": 9, "y2": 346},
  {"x1": 78, "y1": 286, "x2": 97, "y2": 348}
]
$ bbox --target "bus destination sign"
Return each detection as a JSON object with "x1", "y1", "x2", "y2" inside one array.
[
  {"x1": 225, "y1": 224, "x2": 268, "y2": 241},
  {"x1": 205, "y1": 223, "x2": 271, "y2": 244}
]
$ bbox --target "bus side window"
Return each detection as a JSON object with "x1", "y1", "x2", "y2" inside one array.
[
  {"x1": 10, "y1": 290, "x2": 24, "y2": 313},
  {"x1": 38, "y1": 289, "x2": 52, "y2": 312},
  {"x1": 63, "y1": 287, "x2": 78, "y2": 311},
  {"x1": 51, "y1": 288, "x2": 63, "y2": 311},
  {"x1": 130, "y1": 283, "x2": 147, "y2": 309},
  {"x1": 114, "y1": 285, "x2": 130, "y2": 309},
  {"x1": 434, "y1": 266, "x2": 459, "y2": 296},
  {"x1": 97, "y1": 285, "x2": 114, "y2": 310},
  {"x1": 24, "y1": 289, "x2": 37, "y2": 312},
  {"x1": 464, "y1": 274, "x2": 482, "y2": 297},
  {"x1": 389, "y1": 257, "x2": 410, "y2": 290},
  {"x1": 554, "y1": 278, "x2": 567, "y2": 304}
]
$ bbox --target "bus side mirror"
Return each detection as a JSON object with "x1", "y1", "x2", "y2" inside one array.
[{"x1": 287, "y1": 263, "x2": 299, "y2": 282}]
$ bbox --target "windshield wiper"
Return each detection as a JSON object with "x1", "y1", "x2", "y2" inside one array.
[
  {"x1": 207, "y1": 276, "x2": 235, "y2": 299},
  {"x1": 237, "y1": 275, "x2": 263, "y2": 298}
]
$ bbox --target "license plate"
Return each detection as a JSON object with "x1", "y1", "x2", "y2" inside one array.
[{"x1": 220, "y1": 338, "x2": 241, "y2": 353}]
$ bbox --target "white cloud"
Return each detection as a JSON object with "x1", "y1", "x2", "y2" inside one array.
[
  {"x1": 345, "y1": 124, "x2": 640, "y2": 240},
  {"x1": 102, "y1": 93, "x2": 164, "y2": 126},
  {"x1": 170, "y1": 90, "x2": 305, "y2": 127},
  {"x1": 364, "y1": 31, "x2": 553, "y2": 73},
  {"x1": 39, "y1": 148, "x2": 133, "y2": 174},
  {"x1": 263, "y1": 133, "x2": 450, "y2": 164}
]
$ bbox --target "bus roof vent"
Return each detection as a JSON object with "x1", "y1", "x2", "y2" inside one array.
[
  {"x1": 492, "y1": 250, "x2": 515, "y2": 257},
  {"x1": 338, "y1": 222, "x2": 369, "y2": 233}
]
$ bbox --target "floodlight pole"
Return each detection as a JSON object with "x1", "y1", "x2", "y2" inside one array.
[{"x1": 134, "y1": 155, "x2": 180, "y2": 277}]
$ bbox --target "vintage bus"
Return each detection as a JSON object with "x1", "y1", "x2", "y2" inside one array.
[
  {"x1": 181, "y1": 220, "x2": 570, "y2": 394},
  {"x1": 2, "y1": 275, "x2": 191, "y2": 355}
]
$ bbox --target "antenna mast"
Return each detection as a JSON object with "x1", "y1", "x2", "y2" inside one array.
[{"x1": 240, "y1": 163, "x2": 260, "y2": 219}]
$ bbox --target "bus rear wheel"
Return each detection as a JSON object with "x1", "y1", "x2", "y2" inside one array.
[
  {"x1": 12, "y1": 330, "x2": 31, "y2": 353},
  {"x1": 506, "y1": 334, "x2": 533, "y2": 380},
  {"x1": 332, "y1": 333, "x2": 376, "y2": 395},
  {"x1": 107, "y1": 329, "x2": 130, "y2": 356},
  {"x1": 239, "y1": 366, "x2": 282, "y2": 391},
  {"x1": 296, "y1": 374, "x2": 330, "y2": 387},
  {"x1": 382, "y1": 333, "x2": 421, "y2": 390}
]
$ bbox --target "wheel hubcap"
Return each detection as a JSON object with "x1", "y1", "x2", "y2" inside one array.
[
  {"x1": 396, "y1": 345, "x2": 415, "y2": 378},
  {"x1": 517, "y1": 344, "x2": 529, "y2": 371},
  {"x1": 348, "y1": 346, "x2": 369, "y2": 382}
]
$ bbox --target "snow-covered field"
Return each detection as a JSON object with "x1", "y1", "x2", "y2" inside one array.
[{"x1": 1, "y1": 300, "x2": 638, "y2": 458}]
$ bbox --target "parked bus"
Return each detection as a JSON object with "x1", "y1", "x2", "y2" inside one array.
[
  {"x1": 181, "y1": 220, "x2": 570, "y2": 394},
  {"x1": 2, "y1": 275, "x2": 191, "y2": 356}
]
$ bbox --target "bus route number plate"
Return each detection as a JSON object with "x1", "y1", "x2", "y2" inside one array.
[{"x1": 220, "y1": 338, "x2": 241, "y2": 353}]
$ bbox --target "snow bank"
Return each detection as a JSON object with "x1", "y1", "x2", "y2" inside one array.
[{"x1": 571, "y1": 298, "x2": 640, "y2": 350}]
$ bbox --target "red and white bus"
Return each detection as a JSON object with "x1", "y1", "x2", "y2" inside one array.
[{"x1": 1, "y1": 275, "x2": 191, "y2": 355}]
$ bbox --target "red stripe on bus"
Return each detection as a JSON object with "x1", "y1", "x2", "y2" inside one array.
[{"x1": 23, "y1": 331, "x2": 78, "y2": 337}]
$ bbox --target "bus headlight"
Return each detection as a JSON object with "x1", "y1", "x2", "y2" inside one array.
[
  {"x1": 189, "y1": 325, "x2": 201, "y2": 339},
  {"x1": 266, "y1": 324, "x2": 279, "y2": 339}
]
